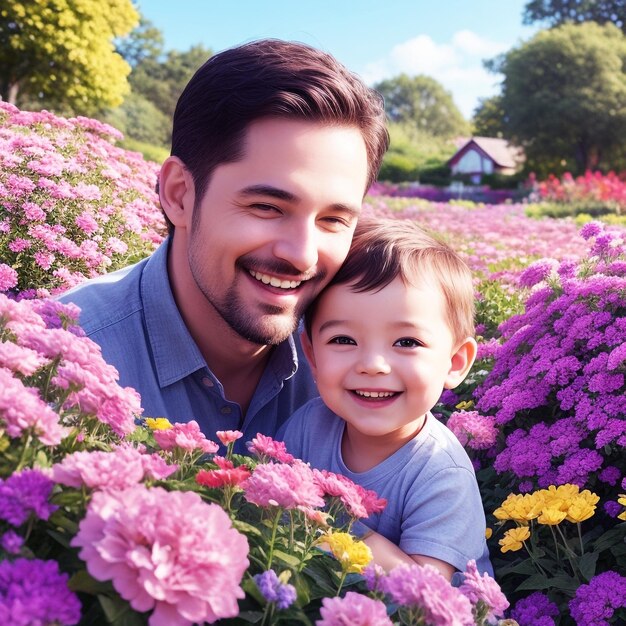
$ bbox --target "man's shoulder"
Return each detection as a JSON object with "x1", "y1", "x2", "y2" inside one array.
[{"x1": 58, "y1": 257, "x2": 150, "y2": 335}]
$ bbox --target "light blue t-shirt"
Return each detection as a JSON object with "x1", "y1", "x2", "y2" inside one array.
[
  {"x1": 279, "y1": 397, "x2": 493, "y2": 576},
  {"x1": 58, "y1": 238, "x2": 317, "y2": 453}
]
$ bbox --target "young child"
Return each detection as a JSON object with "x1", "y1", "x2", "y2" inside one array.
[{"x1": 279, "y1": 217, "x2": 492, "y2": 580}]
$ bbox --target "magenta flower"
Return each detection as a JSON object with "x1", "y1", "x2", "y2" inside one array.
[
  {"x1": 382, "y1": 564, "x2": 475, "y2": 626},
  {"x1": 153, "y1": 420, "x2": 219, "y2": 454},
  {"x1": 51, "y1": 445, "x2": 177, "y2": 491},
  {"x1": 247, "y1": 433, "x2": 295, "y2": 464},
  {"x1": 0, "y1": 263, "x2": 17, "y2": 291},
  {"x1": 0, "y1": 469, "x2": 57, "y2": 526},
  {"x1": 196, "y1": 456, "x2": 251, "y2": 488},
  {"x1": 72, "y1": 485, "x2": 249, "y2": 626},
  {"x1": 316, "y1": 592, "x2": 392, "y2": 626},
  {"x1": 216, "y1": 429, "x2": 243, "y2": 446},
  {"x1": 243, "y1": 460, "x2": 325, "y2": 509},
  {"x1": 459, "y1": 560, "x2": 509, "y2": 620}
]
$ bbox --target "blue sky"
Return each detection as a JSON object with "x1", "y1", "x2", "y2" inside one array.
[{"x1": 135, "y1": 0, "x2": 540, "y2": 119}]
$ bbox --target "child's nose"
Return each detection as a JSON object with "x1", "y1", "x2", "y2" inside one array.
[{"x1": 357, "y1": 352, "x2": 391, "y2": 375}]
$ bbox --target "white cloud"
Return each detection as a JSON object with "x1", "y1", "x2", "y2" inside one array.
[{"x1": 362, "y1": 31, "x2": 509, "y2": 119}]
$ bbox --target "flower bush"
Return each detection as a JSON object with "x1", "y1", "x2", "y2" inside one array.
[
  {"x1": 0, "y1": 103, "x2": 165, "y2": 295},
  {"x1": 0, "y1": 293, "x2": 509, "y2": 625}
]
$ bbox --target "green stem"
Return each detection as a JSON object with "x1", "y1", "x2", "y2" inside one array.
[
  {"x1": 335, "y1": 570, "x2": 347, "y2": 596},
  {"x1": 577, "y1": 522, "x2": 584, "y2": 554},
  {"x1": 266, "y1": 509, "x2": 282, "y2": 570},
  {"x1": 549, "y1": 525, "x2": 561, "y2": 565},
  {"x1": 15, "y1": 432, "x2": 32, "y2": 472}
]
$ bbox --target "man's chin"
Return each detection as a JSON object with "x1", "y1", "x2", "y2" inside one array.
[{"x1": 236, "y1": 314, "x2": 300, "y2": 346}]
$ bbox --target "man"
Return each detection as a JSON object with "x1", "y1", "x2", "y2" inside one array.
[{"x1": 59, "y1": 39, "x2": 389, "y2": 449}]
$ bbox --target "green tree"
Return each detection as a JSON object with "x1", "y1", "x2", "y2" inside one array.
[
  {"x1": 493, "y1": 22, "x2": 626, "y2": 175},
  {"x1": 374, "y1": 74, "x2": 469, "y2": 139},
  {"x1": 472, "y1": 95, "x2": 507, "y2": 138},
  {"x1": 523, "y1": 0, "x2": 625, "y2": 32},
  {"x1": 0, "y1": 0, "x2": 139, "y2": 114}
]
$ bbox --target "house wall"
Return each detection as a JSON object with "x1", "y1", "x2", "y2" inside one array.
[{"x1": 451, "y1": 148, "x2": 494, "y2": 175}]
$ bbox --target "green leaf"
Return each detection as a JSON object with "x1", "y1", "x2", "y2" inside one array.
[
  {"x1": 69, "y1": 570, "x2": 114, "y2": 595},
  {"x1": 273, "y1": 550, "x2": 302, "y2": 568},
  {"x1": 98, "y1": 595, "x2": 147, "y2": 626},
  {"x1": 516, "y1": 573, "x2": 579, "y2": 592},
  {"x1": 578, "y1": 551, "x2": 599, "y2": 581},
  {"x1": 232, "y1": 520, "x2": 263, "y2": 537}
]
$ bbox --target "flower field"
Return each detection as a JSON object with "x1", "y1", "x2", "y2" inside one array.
[{"x1": 1, "y1": 106, "x2": 625, "y2": 625}]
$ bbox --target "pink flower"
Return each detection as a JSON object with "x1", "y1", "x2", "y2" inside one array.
[
  {"x1": 0, "y1": 263, "x2": 18, "y2": 291},
  {"x1": 196, "y1": 456, "x2": 251, "y2": 488},
  {"x1": 0, "y1": 341, "x2": 49, "y2": 375},
  {"x1": 382, "y1": 564, "x2": 475, "y2": 626},
  {"x1": 247, "y1": 433, "x2": 294, "y2": 463},
  {"x1": 243, "y1": 460, "x2": 325, "y2": 509},
  {"x1": 459, "y1": 560, "x2": 509, "y2": 620},
  {"x1": 153, "y1": 420, "x2": 219, "y2": 454},
  {"x1": 0, "y1": 367, "x2": 69, "y2": 445},
  {"x1": 313, "y1": 469, "x2": 386, "y2": 518},
  {"x1": 51, "y1": 446, "x2": 177, "y2": 491},
  {"x1": 447, "y1": 410, "x2": 498, "y2": 450},
  {"x1": 316, "y1": 591, "x2": 392, "y2": 626},
  {"x1": 216, "y1": 430, "x2": 243, "y2": 446},
  {"x1": 72, "y1": 485, "x2": 249, "y2": 626}
]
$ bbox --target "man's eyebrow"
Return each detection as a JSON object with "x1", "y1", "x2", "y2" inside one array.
[{"x1": 238, "y1": 184, "x2": 361, "y2": 217}]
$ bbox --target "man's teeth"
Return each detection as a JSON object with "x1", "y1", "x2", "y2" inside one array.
[
  {"x1": 250, "y1": 271, "x2": 301, "y2": 289},
  {"x1": 355, "y1": 390, "x2": 396, "y2": 398}
]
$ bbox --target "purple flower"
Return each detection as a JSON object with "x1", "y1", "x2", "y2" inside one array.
[
  {"x1": 569, "y1": 571, "x2": 626, "y2": 626},
  {"x1": 0, "y1": 558, "x2": 81, "y2": 625},
  {"x1": 0, "y1": 531, "x2": 23, "y2": 554},
  {"x1": 0, "y1": 469, "x2": 57, "y2": 526},
  {"x1": 510, "y1": 592, "x2": 559, "y2": 626},
  {"x1": 253, "y1": 570, "x2": 297, "y2": 610}
]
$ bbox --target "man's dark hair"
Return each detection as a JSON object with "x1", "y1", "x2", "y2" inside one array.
[{"x1": 167, "y1": 39, "x2": 389, "y2": 232}]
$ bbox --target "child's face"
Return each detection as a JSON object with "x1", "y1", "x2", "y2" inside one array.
[{"x1": 302, "y1": 276, "x2": 475, "y2": 443}]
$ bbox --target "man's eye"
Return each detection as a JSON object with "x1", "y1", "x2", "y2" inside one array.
[
  {"x1": 251, "y1": 203, "x2": 280, "y2": 213},
  {"x1": 329, "y1": 336, "x2": 356, "y2": 345},
  {"x1": 394, "y1": 338, "x2": 421, "y2": 348}
]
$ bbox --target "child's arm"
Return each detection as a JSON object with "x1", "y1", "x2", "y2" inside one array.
[{"x1": 362, "y1": 530, "x2": 455, "y2": 580}]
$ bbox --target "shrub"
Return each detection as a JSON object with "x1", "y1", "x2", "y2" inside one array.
[{"x1": 0, "y1": 103, "x2": 165, "y2": 295}]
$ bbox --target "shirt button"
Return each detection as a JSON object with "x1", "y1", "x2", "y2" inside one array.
[
  {"x1": 202, "y1": 377, "x2": 214, "y2": 387},
  {"x1": 220, "y1": 406, "x2": 232, "y2": 415}
]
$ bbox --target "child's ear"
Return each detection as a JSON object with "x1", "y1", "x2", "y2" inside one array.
[
  {"x1": 299, "y1": 329, "x2": 318, "y2": 379},
  {"x1": 159, "y1": 156, "x2": 196, "y2": 229},
  {"x1": 444, "y1": 337, "x2": 477, "y2": 390}
]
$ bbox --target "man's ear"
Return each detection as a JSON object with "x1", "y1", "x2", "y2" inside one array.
[
  {"x1": 299, "y1": 329, "x2": 318, "y2": 379},
  {"x1": 159, "y1": 156, "x2": 196, "y2": 229},
  {"x1": 444, "y1": 337, "x2": 477, "y2": 390}
]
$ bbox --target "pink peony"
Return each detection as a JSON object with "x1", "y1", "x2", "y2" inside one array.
[
  {"x1": 72, "y1": 485, "x2": 249, "y2": 626},
  {"x1": 313, "y1": 469, "x2": 386, "y2": 518},
  {"x1": 447, "y1": 410, "x2": 498, "y2": 450},
  {"x1": 316, "y1": 591, "x2": 392, "y2": 626},
  {"x1": 153, "y1": 420, "x2": 219, "y2": 454},
  {"x1": 382, "y1": 564, "x2": 475, "y2": 626},
  {"x1": 459, "y1": 560, "x2": 509, "y2": 620},
  {"x1": 247, "y1": 433, "x2": 295, "y2": 463},
  {"x1": 0, "y1": 263, "x2": 18, "y2": 291},
  {"x1": 243, "y1": 460, "x2": 325, "y2": 509},
  {"x1": 51, "y1": 445, "x2": 177, "y2": 491}
]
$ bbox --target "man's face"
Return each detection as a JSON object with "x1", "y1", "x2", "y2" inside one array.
[{"x1": 187, "y1": 118, "x2": 369, "y2": 345}]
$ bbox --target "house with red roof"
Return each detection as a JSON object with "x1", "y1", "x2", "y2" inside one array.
[{"x1": 447, "y1": 137, "x2": 524, "y2": 184}]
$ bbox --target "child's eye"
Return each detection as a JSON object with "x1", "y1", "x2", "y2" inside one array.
[
  {"x1": 394, "y1": 337, "x2": 422, "y2": 348},
  {"x1": 329, "y1": 336, "x2": 356, "y2": 345}
]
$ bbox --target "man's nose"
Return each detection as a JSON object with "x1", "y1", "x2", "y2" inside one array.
[{"x1": 272, "y1": 220, "x2": 319, "y2": 272}]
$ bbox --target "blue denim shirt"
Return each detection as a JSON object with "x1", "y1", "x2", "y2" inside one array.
[{"x1": 58, "y1": 238, "x2": 318, "y2": 452}]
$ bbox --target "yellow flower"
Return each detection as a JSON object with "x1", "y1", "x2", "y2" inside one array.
[
  {"x1": 499, "y1": 526, "x2": 530, "y2": 553},
  {"x1": 537, "y1": 507, "x2": 567, "y2": 526},
  {"x1": 485, "y1": 527, "x2": 493, "y2": 539},
  {"x1": 145, "y1": 417, "x2": 173, "y2": 430},
  {"x1": 321, "y1": 532, "x2": 372, "y2": 573},
  {"x1": 618, "y1": 494, "x2": 626, "y2": 521},
  {"x1": 494, "y1": 493, "x2": 541, "y2": 522},
  {"x1": 565, "y1": 491, "x2": 598, "y2": 523}
]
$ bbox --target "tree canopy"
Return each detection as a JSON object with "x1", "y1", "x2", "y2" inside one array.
[
  {"x1": 374, "y1": 74, "x2": 469, "y2": 139},
  {"x1": 494, "y1": 21, "x2": 626, "y2": 175},
  {"x1": 523, "y1": 0, "x2": 625, "y2": 32},
  {"x1": 0, "y1": 0, "x2": 139, "y2": 114}
]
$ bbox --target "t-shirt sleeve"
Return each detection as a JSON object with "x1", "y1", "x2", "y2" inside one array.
[
  {"x1": 398, "y1": 465, "x2": 488, "y2": 572},
  {"x1": 275, "y1": 403, "x2": 310, "y2": 461}
]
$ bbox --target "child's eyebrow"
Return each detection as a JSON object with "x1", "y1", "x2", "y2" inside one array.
[{"x1": 317, "y1": 319, "x2": 349, "y2": 333}]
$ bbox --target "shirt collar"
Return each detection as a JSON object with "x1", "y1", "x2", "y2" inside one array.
[
  {"x1": 141, "y1": 238, "x2": 299, "y2": 388},
  {"x1": 141, "y1": 238, "x2": 206, "y2": 387}
]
